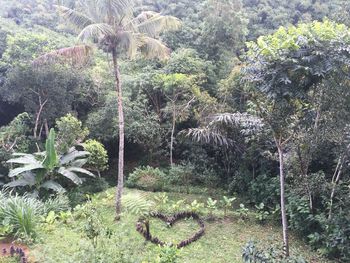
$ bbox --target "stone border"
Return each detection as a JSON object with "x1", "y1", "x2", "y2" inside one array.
[{"x1": 136, "y1": 211, "x2": 205, "y2": 248}]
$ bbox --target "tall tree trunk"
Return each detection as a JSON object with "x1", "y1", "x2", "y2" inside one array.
[
  {"x1": 112, "y1": 49, "x2": 125, "y2": 219},
  {"x1": 170, "y1": 102, "x2": 176, "y2": 166},
  {"x1": 276, "y1": 139, "x2": 289, "y2": 257}
]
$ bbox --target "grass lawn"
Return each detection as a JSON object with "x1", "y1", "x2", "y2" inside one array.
[{"x1": 28, "y1": 188, "x2": 333, "y2": 263}]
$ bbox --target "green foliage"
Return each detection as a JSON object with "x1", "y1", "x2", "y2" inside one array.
[
  {"x1": 0, "y1": 192, "x2": 44, "y2": 239},
  {"x1": 206, "y1": 197, "x2": 218, "y2": 218},
  {"x1": 83, "y1": 139, "x2": 108, "y2": 175},
  {"x1": 186, "y1": 200, "x2": 204, "y2": 213},
  {"x1": 242, "y1": 241, "x2": 307, "y2": 263},
  {"x1": 123, "y1": 193, "x2": 155, "y2": 218},
  {"x1": 126, "y1": 166, "x2": 166, "y2": 192},
  {"x1": 56, "y1": 114, "x2": 89, "y2": 153},
  {"x1": 43, "y1": 194, "x2": 71, "y2": 214},
  {"x1": 255, "y1": 203, "x2": 270, "y2": 224},
  {"x1": 220, "y1": 196, "x2": 236, "y2": 217},
  {"x1": 156, "y1": 245, "x2": 180, "y2": 263},
  {"x1": 5, "y1": 129, "x2": 94, "y2": 195},
  {"x1": 236, "y1": 204, "x2": 250, "y2": 220}
]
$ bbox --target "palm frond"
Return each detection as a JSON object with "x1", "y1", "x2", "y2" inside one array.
[
  {"x1": 33, "y1": 45, "x2": 93, "y2": 66},
  {"x1": 55, "y1": 5, "x2": 94, "y2": 29},
  {"x1": 185, "y1": 128, "x2": 232, "y2": 146},
  {"x1": 78, "y1": 23, "x2": 115, "y2": 42},
  {"x1": 135, "y1": 12, "x2": 181, "y2": 37},
  {"x1": 96, "y1": 0, "x2": 134, "y2": 19},
  {"x1": 123, "y1": 192, "x2": 154, "y2": 216},
  {"x1": 138, "y1": 36, "x2": 170, "y2": 60},
  {"x1": 209, "y1": 113, "x2": 263, "y2": 128}
]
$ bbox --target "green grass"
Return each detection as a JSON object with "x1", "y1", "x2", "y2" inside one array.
[{"x1": 29, "y1": 188, "x2": 333, "y2": 263}]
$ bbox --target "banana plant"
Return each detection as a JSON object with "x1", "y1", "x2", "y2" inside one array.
[{"x1": 5, "y1": 129, "x2": 94, "y2": 195}]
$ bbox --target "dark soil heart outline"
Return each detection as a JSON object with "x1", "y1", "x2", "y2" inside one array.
[{"x1": 136, "y1": 211, "x2": 205, "y2": 248}]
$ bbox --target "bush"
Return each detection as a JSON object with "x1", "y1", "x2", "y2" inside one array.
[
  {"x1": 56, "y1": 114, "x2": 89, "y2": 153},
  {"x1": 43, "y1": 194, "x2": 71, "y2": 214},
  {"x1": 242, "y1": 241, "x2": 307, "y2": 263},
  {"x1": 0, "y1": 192, "x2": 44, "y2": 239},
  {"x1": 126, "y1": 166, "x2": 166, "y2": 191},
  {"x1": 83, "y1": 139, "x2": 109, "y2": 177}
]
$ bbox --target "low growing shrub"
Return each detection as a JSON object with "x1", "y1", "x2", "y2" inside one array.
[
  {"x1": 0, "y1": 193, "x2": 44, "y2": 239},
  {"x1": 126, "y1": 166, "x2": 166, "y2": 191}
]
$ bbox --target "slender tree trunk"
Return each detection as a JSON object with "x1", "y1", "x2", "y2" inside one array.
[
  {"x1": 33, "y1": 97, "x2": 47, "y2": 139},
  {"x1": 276, "y1": 139, "x2": 289, "y2": 257},
  {"x1": 112, "y1": 49, "x2": 125, "y2": 219},
  {"x1": 170, "y1": 102, "x2": 176, "y2": 166}
]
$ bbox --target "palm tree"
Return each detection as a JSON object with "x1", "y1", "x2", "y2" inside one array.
[{"x1": 52, "y1": 0, "x2": 181, "y2": 218}]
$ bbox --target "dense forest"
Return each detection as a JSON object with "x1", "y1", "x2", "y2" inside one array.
[{"x1": 0, "y1": 0, "x2": 349, "y2": 262}]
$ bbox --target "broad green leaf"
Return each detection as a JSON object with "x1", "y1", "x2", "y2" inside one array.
[
  {"x1": 43, "y1": 129, "x2": 58, "y2": 170},
  {"x1": 8, "y1": 164, "x2": 44, "y2": 177},
  {"x1": 58, "y1": 167, "x2": 83, "y2": 185}
]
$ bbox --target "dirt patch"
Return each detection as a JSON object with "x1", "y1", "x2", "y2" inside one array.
[{"x1": 0, "y1": 238, "x2": 29, "y2": 262}]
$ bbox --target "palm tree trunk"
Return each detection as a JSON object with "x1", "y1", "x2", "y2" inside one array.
[
  {"x1": 170, "y1": 102, "x2": 176, "y2": 166},
  {"x1": 112, "y1": 49, "x2": 125, "y2": 219},
  {"x1": 276, "y1": 140, "x2": 289, "y2": 257}
]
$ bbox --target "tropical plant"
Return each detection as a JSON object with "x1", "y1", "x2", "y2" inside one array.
[
  {"x1": 123, "y1": 193, "x2": 155, "y2": 239},
  {"x1": 236, "y1": 204, "x2": 249, "y2": 220},
  {"x1": 255, "y1": 203, "x2": 269, "y2": 224},
  {"x1": 220, "y1": 196, "x2": 236, "y2": 217},
  {"x1": 206, "y1": 197, "x2": 218, "y2": 218},
  {"x1": 0, "y1": 192, "x2": 45, "y2": 239},
  {"x1": 5, "y1": 129, "x2": 94, "y2": 196},
  {"x1": 48, "y1": 0, "x2": 181, "y2": 218}
]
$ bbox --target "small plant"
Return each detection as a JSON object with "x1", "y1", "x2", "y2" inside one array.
[
  {"x1": 255, "y1": 203, "x2": 269, "y2": 224},
  {"x1": 156, "y1": 244, "x2": 180, "y2": 263},
  {"x1": 123, "y1": 193, "x2": 155, "y2": 239},
  {"x1": 154, "y1": 193, "x2": 169, "y2": 212},
  {"x1": 186, "y1": 200, "x2": 204, "y2": 213},
  {"x1": 171, "y1": 199, "x2": 186, "y2": 213},
  {"x1": 206, "y1": 197, "x2": 218, "y2": 219},
  {"x1": 82, "y1": 203, "x2": 104, "y2": 248},
  {"x1": 237, "y1": 204, "x2": 249, "y2": 220},
  {"x1": 220, "y1": 196, "x2": 236, "y2": 217}
]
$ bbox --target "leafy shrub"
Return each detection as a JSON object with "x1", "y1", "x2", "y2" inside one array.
[
  {"x1": 236, "y1": 204, "x2": 249, "y2": 220},
  {"x1": 167, "y1": 164, "x2": 194, "y2": 185},
  {"x1": 220, "y1": 196, "x2": 236, "y2": 217},
  {"x1": 0, "y1": 192, "x2": 44, "y2": 239},
  {"x1": 83, "y1": 139, "x2": 109, "y2": 177},
  {"x1": 126, "y1": 166, "x2": 166, "y2": 191},
  {"x1": 255, "y1": 203, "x2": 269, "y2": 224},
  {"x1": 56, "y1": 114, "x2": 89, "y2": 153},
  {"x1": 242, "y1": 241, "x2": 307, "y2": 263},
  {"x1": 247, "y1": 174, "x2": 280, "y2": 207},
  {"x1": 156, "y1": 245, "x2": 179, "y2": 263},
  {"x1": 43, "y1": 194, "x2": 71, "y2": 214},
  {"x1": 5, "y1": 129, "x2": 95, "y2": 196}
]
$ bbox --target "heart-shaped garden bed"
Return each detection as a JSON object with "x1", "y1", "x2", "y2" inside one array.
[{"x1": 136, "y1": 211, "x2": 205, "y2": 248}]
